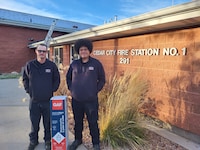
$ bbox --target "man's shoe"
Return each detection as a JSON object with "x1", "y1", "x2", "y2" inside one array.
[
  {"x1": 45, "y1": 141, "x2": 51, "y2": 150},
  {"x1": 93, "y1": 144, "x2": 100, "y2": 150},
  {"x1": 28, "y1": 142, "x2": 39, "y2": 150},
  {"x1": 69, "y1": 140, "x2": 82, "y2": 150}
]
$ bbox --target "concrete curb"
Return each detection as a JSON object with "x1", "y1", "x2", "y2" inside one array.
[{"x1": 146, "y1": 124, "x2": 200, "y2": 150}]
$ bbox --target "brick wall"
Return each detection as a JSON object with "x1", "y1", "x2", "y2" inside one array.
[
  {"x1": 89, "y1": 27, "x2": 200, "y2": 135},
  {"x1": 62, "y1": 45, "x2": 70, "y2": 67},
  {"x1": 0, "y1": 25, "x2": 65, "y2": 73}
]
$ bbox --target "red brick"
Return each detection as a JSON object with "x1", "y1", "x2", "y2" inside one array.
[
  {"x1": 58, "y1": 27, "x2": 200, "y2": 135},
  {"x1": 0, "y1": 25, "x2": 65, "y2": 73}
]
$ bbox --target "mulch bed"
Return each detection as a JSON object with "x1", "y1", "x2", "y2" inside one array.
[{"x1": 67, "y1": 100, "x2": 187, "y2": 150}]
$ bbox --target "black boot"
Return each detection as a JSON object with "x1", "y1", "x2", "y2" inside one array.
[
  {"x1": 93, "y1": 144, "x2": 100, "y2": 150},
  {"x1": 45, "y1": 141, "x2": 51, "y2": 150},
  {"x1": 69, "y1": 140, "x2": 82, "y2": 150},
  {"x1": 27, "y1": 142, "x2": 39, "y2": 150}
]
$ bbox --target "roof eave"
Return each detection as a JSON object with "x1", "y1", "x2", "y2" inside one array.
[
  {"x1": 28, "y1": 1, "x2": 200, "y2": 48},
  {"x1": 0, "y1": 19, "x2": 78, "y2": 33}
]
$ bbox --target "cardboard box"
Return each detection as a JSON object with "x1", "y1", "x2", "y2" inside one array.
[{"x1": 50, "y1": 96, "x2": 68, "y2": 150}]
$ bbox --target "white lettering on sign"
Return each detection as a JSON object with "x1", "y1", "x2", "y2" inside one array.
[
  {"x1": 52, "y1": 100, "x2": 63, "y2": 110},
  {"x1": 117, "y1": 49, "x2": 129, "y2": 55},
  {"x1": 93, "y1": 50, "x2": 105, "y2": 55},
  {"x1": 163, "y1": 47, "x2": 178, "y2": 56},
  {"x1": 120, "y1": 58, "x2": 130, "y2": 64},
  {"x1": 106, "y1": 50, "x2": 116, "y2": 55},
  {"x1": 53, "y1": 102, "x2": 62, "y2": 107},
  {"x1": 131, "y1": 48, "x2": 160, "y2": 56},
  {"x1": 182, "y1": 47, "x2": 187, "y2": 55},
  {"x1": 93, "y1": 47, "x2": 187, "y2": 65},
  {"x1": 60, "y1": 115, "x2": 65, "y2": 133}
]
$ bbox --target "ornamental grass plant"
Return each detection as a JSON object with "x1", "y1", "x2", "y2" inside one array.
[
  {"x1": 99, "y1": 71, "x2": 149, "y2": 149},
  {"x1": 54, "y1": 64, "x2": 70, "y2": 96}
]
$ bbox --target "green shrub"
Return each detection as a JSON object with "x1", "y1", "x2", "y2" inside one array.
[
  {"x1": 0, "y1": 73, "x2": 21, "y2": 79},
  {"x1": 99, "y1": 71, "x2": 149, "y2": 149}
]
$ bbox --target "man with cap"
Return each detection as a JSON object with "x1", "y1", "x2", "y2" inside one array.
[{"x1": 66, "y1": 39, "x2": 105, "y2": 150}]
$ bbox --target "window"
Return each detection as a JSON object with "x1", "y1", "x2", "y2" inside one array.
[
  {"x1": 53, "y1": 46, "x2": 63, "y2": 66},
  {"x1": 70, "y1": 44, "x2": 79, "y2": 63}
]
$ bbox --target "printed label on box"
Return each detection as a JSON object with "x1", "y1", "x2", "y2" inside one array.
[
  {"x1": 52, "y1": 100, "x2": 63, "y2": 110},
  {"x1": 50, "y1": 96, "x2": 68, "y2": 150}
]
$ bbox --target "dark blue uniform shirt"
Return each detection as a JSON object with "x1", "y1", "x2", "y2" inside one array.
[
  {"x1": 23, "y1": 59, "x2": 60, "y2": 102},
  {"x1": 66, "y1": 57, "x2": 105, "y2": 101}
]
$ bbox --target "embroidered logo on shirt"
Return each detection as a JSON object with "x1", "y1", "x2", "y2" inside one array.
[
  {"x1": 89, "y1": 66, "x2": 94, "y2": 70},
  {"x1": 45, "y1": 69, "x2": 51, "y2": 73}
]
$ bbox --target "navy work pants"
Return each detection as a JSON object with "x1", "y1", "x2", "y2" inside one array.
[
  {"x1": 72, "y1": 98, "x2": 99, "y2": 145},
  {"x1": 29, "y1": 101, "x2": 51, "y2": 144}
]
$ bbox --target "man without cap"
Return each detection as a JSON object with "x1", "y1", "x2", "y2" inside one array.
[
  {"x1": 23, "y1": 44, "x2": 60, "y2": 150},
  {"x1": 66, "y1": 39, "x2": 105, "y2": 150}
]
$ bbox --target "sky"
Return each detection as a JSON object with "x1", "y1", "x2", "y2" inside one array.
[{"x1": 0, "y1": 0, "x2": 192, "y2": 25}]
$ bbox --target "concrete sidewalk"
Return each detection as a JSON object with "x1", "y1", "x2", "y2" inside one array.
[{"x1": 0, "y1": 79, "x2": 87, "y2": 150}]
